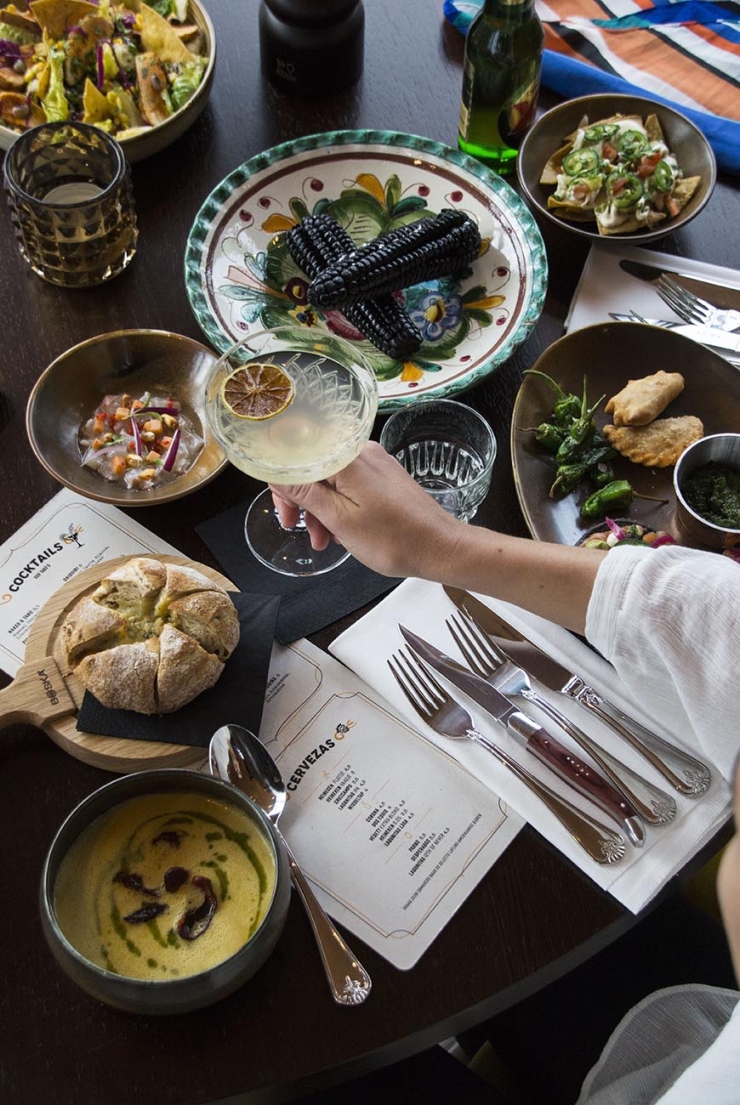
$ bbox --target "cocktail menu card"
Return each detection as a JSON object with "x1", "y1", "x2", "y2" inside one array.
[
  {"x1": 258, "y1": 638, "x2": 524, "y2": 969},
  {"x1": 0, "y1": 488, "x2": 181, "y2": 677}
]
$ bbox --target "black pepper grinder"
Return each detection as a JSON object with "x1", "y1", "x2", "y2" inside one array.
[{"x1": 259, "y1": 0, "x2": 365, "y2": 96}]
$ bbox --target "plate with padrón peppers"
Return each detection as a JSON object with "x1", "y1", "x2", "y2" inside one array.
[
  {"x1": 511, "y1": 322, "x2": 740, "y2": 548},
  {"x1": 185, "y1": 129, "x2": 548, "y2": 410}
]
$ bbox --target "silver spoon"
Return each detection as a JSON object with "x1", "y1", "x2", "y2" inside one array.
[{"x1": 209, "y1": 724, "x2": 372, "y2": 1006}]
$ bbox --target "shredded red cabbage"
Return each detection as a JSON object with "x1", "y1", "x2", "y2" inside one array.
[
  {"x1": 0, "y1": 40, "x2": 22, "y2": 57},
  {"x1": 96, "y1": 43, "x2": 105, "y2": 89},
  {"x1": 137, "y1": 404, "x2": 181, "y2": 415},
  {"x1": 162, "y1": 428, "x2": 181, "y2": 472},
  {"x1": 651, "y1": 533, "x2": 677, "y2": 548},
  {"x1": 604, "y1": 517, "x2": 626, "y2": 541}
]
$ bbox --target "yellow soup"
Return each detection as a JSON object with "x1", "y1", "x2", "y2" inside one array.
[{"x1": 54, "y1": 791, "x2": 277, "y2": 981}]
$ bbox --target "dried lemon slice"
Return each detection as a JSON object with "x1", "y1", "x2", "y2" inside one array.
[{"x1": 221, "y1": 362, "x2": 294, "y2": 420}]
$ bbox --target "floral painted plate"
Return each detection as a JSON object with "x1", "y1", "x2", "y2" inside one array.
[{"x1": 185, "y1": 129, "x2": 548, "y2": 410}]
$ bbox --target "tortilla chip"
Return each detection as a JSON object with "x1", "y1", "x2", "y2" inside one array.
[
  {"x1": 603, "y1": 416, "x2": 704, "y2": 467},
  {"x1": 645, "y1": 113, "x2": 665, "y2": 145},
  {"x1": 30, "y1": 0, "x2": 97, "y2": 39},
  {"x1": 139, "y1": 2, "x2": 193, "y2": 63},
  {"x1": 596, "y1": 209, "x2": 666, "y2": 236},
  {"x1": 82, "y1": 77, "x2": 111, "y2": 123},
  {"x1": 673, "y1": 175, "x2": 702, "y2": 208}
]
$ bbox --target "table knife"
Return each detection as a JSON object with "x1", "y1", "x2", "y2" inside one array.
[
  {"x1": 442, "y1": 588, "x2": 711, "y2": 798},
  {"x1": 399, "y1": 624, "x2": 645, "y2": 844},
  {"x1": 619, "y1": 259, "x2": 740, "y2": 308}
]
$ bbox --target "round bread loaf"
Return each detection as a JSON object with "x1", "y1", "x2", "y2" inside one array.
[{"x1": 62, "y1": 557, "x2": 240, "y2": 714}]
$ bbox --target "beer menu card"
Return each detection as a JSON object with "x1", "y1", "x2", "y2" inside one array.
[{"x1": 258, "y1": 638, "x2": 523, "y2": 969}]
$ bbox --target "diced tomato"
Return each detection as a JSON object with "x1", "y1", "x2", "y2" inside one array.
[
  {"x1": 666, "y1": 196, "x2": 681, "y2": 217},
  {"x1": 572, "y1": 182, "x2": 591, "y2": 201},
  {"x1": 610, "y1": 176, "x2": 627, "y2": 195},
  {"x1": 602, "y1": 142, "x2": 617, "y2": 161}
]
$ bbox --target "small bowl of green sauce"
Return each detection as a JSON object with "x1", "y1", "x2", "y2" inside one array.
[{"x1": 674, "y1": 434, "x2": 740, "y2": 549}]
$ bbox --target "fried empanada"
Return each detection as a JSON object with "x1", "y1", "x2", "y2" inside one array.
[
  {"x1": 603, "y1": 415, "x2": 704, "y2": 467},
  {"x1": 604, "y1": 370, "x2": 685, "y2": 427}
]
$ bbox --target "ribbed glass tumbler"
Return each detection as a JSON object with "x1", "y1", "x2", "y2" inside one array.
[
  {"x1": 380, "y1": 398, "x2": 497, "y2": 522},
  {"x1": 3, "y1": 122, "x2": 138, "y2": 288}
]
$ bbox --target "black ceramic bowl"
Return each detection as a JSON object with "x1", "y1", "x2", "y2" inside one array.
[
  {"x1": 40, "y1": 770, "x2": 290, "y2": 1015},
  {"x1": 518, "y1": 93, "x2": 716, "y2": 244}
]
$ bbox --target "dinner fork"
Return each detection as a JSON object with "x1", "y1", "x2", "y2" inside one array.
[
  {"x1": 656, "y1": 275, "x2": 740, "y2": 332},
  {"x1": 446, "y1": 612, "x2": 677, "y2": 827},
  {"x1": 388, "y1": 647, "x2": 626, "y2": 865}
]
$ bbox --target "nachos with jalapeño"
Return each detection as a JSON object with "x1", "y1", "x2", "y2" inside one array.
[
  {"x1": 0, "y1": 0, "x2": 207, "y2": 140},
  {"x1": 540, "y1": 113, "x2": 701, "y2": 235}
]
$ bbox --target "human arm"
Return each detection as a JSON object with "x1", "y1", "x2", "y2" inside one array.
[{"x1": 270, "y1": 441, "x2": 606, "y2": 634}]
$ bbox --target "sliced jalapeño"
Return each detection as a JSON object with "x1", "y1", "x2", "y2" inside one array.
[
  {"x1": 617, "y1": 129, "x2": 649, "y2": 162},
  {"x1": 562, "y1": 147, "x2": 601, "y2": 177},
  {"x1": 649, "y1": 158, "x2": 675, "y2": 193},
  {"x1": 583, "y1": 122, "x2": 620, "y2": 143},
  {"x1": 606, "y1": 172, "x2": 644, "y2": 209}
]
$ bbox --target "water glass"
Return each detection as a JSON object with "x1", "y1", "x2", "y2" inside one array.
[
  {"x1": 3, "y1": 121, "x2": 138, "y2": 288},
  {"x1": 380, "y1": 399, "x2": 496, "y2": 522}
]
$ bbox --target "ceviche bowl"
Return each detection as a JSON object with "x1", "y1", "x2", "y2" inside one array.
[
  {"x1": 26, "y1": 329, "x2": 227, "y2": 507},
  {"x1": 0, "y1": 0, "x2": 215, "y2": 164},
  {"x1": 518, "y1": 93, "x2": 716, "y2": 245}
]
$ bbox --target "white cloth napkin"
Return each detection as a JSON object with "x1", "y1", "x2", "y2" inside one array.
[
  {"x1": 566, "y1": 243, "x2": 740, "y2": 333},
  {"x1": 330, "y1": 579, "x2": 730, "y2": 913}
]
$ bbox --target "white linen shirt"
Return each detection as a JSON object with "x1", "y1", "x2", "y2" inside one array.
[
  {"x1": 585, "y1": 543, "x2": 739, "y2": 780},
  {"x1": 580, "y1": 544, "x2": 740, "y2": 1105}
]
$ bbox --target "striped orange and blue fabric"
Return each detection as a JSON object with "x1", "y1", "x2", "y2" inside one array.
[{"x1": 444, "y1": 0, "x2": 740, "y2": 173}]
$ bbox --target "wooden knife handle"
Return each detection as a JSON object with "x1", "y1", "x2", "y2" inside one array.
[{"x1": 506, "y1": 710, "x2": 645, "y2": 843}]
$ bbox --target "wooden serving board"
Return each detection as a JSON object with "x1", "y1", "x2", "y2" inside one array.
[{"x1": 1, "y1": 555, "x2": 237, "y2": 773}]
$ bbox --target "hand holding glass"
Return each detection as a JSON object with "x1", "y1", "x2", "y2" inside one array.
[{"x1": 205, "y1": 326, "x2": 378, "y2": 576}]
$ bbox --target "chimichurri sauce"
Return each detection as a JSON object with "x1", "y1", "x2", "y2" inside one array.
[{"x1": 682, "y1": 462, "x2": 740, "y2": 528}]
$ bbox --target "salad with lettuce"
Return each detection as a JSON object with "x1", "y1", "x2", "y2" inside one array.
[{"x1": 0, "y1": 0, "x2": 208, "y2": 140}]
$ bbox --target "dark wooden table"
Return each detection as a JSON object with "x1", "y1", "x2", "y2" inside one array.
[{"x1": 1, "y1": 2, "x2": 738, "y2": 1103}]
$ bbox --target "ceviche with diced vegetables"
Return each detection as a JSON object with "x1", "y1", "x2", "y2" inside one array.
[
  {"x1": 0, "y1": 0, "x2": 207, "y2": 140},
  {"x1": 79, "y1": 391, "x2": 204, "y2": 489},
  {"x1": 540, "y1": 112, "x2": 701, "y2": 236}
]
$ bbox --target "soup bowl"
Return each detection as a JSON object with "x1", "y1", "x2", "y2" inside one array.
[{"x1": 40, "y1": 769, "x2": 290, "y2": 1015}]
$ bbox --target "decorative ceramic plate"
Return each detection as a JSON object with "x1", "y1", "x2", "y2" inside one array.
[
  {"x1": 185, "y1": 130, "x2": 547, "y2": 410},
  {"x1": 511, "y1": 321, "x2": 740, "y2": 546}
]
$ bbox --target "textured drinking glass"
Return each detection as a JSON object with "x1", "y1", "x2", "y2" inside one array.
[
  {"x1": 3, "y1": 122, "x2": 138, "y2": 288},
  {"x1": 380, "y1": 399, "x2": 497, "y2": 521}
]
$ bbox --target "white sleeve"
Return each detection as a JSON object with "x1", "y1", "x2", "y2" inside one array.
[{"x1": 585, "y1": 545, "x2": 739, "y2": 779}]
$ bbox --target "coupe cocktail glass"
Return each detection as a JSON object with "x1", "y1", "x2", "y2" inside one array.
[{"x1": 205, "y1": 326, "x2": 378, "y2": 576}]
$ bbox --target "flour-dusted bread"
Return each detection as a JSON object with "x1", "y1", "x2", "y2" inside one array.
[{"x1": 62, "y1": 557, "x2": 239, "y2": 714}]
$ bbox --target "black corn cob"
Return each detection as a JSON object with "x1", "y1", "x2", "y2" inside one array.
[
  {"x1": 285, "y1": 214, "x2": 423, "y2": 361},
  {"x1": 306, "y1": 208, "x2": 481, "y2": 309}
]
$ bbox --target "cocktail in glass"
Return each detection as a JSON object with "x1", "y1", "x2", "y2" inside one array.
[{"x1": 205, "y1": 326, "x2": 378, "y2": 576}]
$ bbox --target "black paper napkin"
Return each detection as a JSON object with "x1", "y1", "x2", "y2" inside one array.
[
  {"x1": 76, "y1": 591, "x2": 280, "y2": 747},
  {"x1": 196, "y1": 499, "x2": 401, "y2": 643}
]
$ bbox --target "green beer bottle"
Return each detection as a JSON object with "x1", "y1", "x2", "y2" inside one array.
[{"x1": 458, "y1": 0, "x2": 544, "y2": 174}]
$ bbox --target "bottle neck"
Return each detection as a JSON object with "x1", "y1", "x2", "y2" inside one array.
[{"x1": 480, "y1": 0, "x2": 537, "y2": 15}]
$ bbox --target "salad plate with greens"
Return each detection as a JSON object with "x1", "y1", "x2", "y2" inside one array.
[{"x1": 0, "y1": 0, "x2": 214, "y2": 161}]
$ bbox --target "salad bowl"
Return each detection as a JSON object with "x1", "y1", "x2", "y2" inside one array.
[
  {"x1": 26, "y1": 329, "x2": 227, "y2": 507},
  {"x1": 0, "y1": 0, "x2": 215, "y2": 164},
  {"x1": 518, "y1": 93, "x2": 716, "y2": 245}
]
